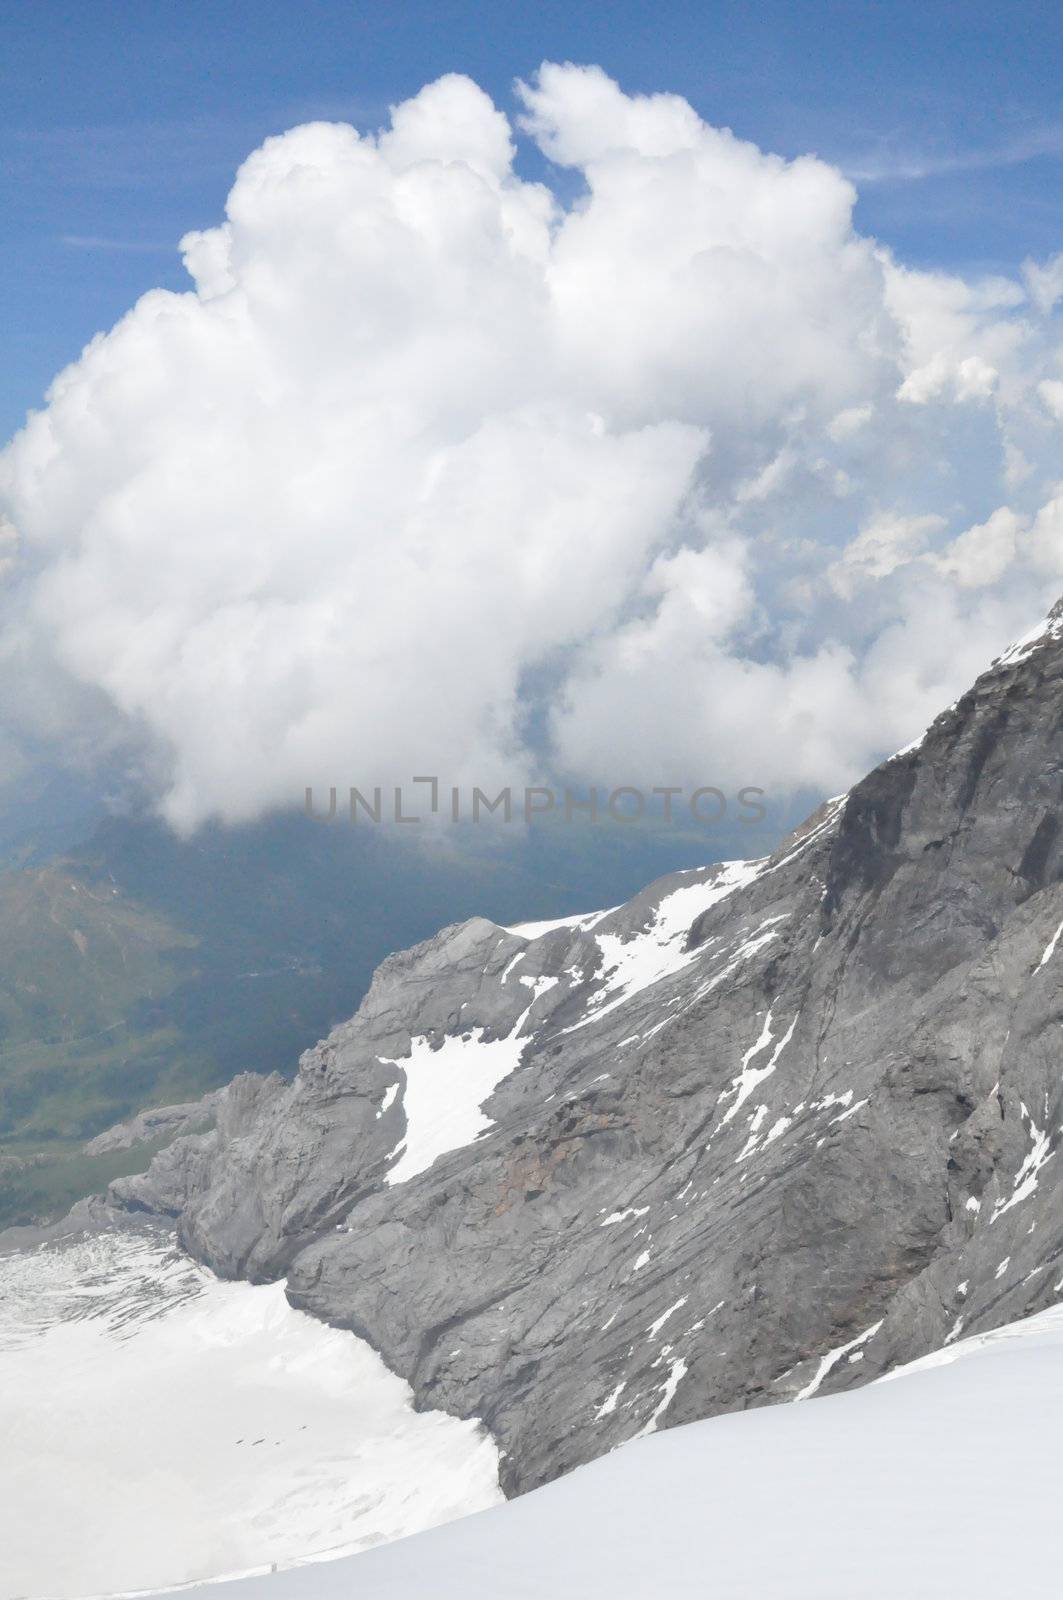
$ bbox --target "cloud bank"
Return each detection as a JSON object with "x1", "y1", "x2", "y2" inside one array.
[{"x1": 1, "y1": 64, "x2": 1061, "y2": 829}]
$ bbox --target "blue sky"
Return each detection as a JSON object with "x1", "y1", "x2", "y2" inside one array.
[{"x1": 3, "y1": 0, "x2": 1063, "y2": 443}]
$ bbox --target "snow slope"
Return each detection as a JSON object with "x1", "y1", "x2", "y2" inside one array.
[
  {"x1": 382, "y1": 1028, "x2": 530, "y2": 1186},
  {"x1": 0, "y1": 1231, "x2": 501, "y2": 1600},
  {"x1": 191, "y1": 1304, "x2": 1063, "y2": 1600}
]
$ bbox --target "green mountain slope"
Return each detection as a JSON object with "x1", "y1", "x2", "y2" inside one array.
[{"x1": 0, "y1": 865, "x2": 197, "y2": 1140}]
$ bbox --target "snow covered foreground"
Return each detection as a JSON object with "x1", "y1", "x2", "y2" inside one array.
[
  {"x1": 188, "y1": 1304, "x2": 1063, "y2": 1600},
  {"x1": 0, "y1": 1232, "x2": 501, "y2": 1600}
]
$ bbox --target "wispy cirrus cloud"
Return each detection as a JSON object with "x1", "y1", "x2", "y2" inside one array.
[
  {"x1": 6, "y1": 99, "x2": 388, "y2": 194},
  {"x1": 845, "y1": 124, "x2": 1063, "y2": 183},
  {"x1": 60, "y1": 234, "x2": 175, "y2": 252}
]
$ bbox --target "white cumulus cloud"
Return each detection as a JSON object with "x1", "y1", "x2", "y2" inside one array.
[{"x1": 1, "y1": 65, "x2": 1061, "y2": 829}]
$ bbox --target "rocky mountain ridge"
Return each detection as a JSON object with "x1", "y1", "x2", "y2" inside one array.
[{"x1": 100, "y1": 600, "x2": 1063, "y2": 1495}]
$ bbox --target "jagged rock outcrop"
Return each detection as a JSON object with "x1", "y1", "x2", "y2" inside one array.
[
  {"x1": 82, "y1": 1091, "x2": 223, "y2": 1156},
  {"x1": 109, "y1": 603, "x2": 1063, "y2": 1495}
]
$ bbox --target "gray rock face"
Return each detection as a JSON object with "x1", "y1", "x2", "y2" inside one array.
[
  {"x1": 111, "y1": 602, "x2": 1063, "y2": 1496},
  {"x1": 82, "y1": 1091, "x2": 223, "y2": 1156}
]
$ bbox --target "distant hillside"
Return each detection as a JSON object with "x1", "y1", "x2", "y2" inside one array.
[{"x1": 0, "y1": 806, "x2": 785, "y2": 1227}]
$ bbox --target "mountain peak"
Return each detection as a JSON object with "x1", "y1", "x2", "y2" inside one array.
[{"x1": 994, "y1": 591, "x2": 1063, "y2": 669}]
